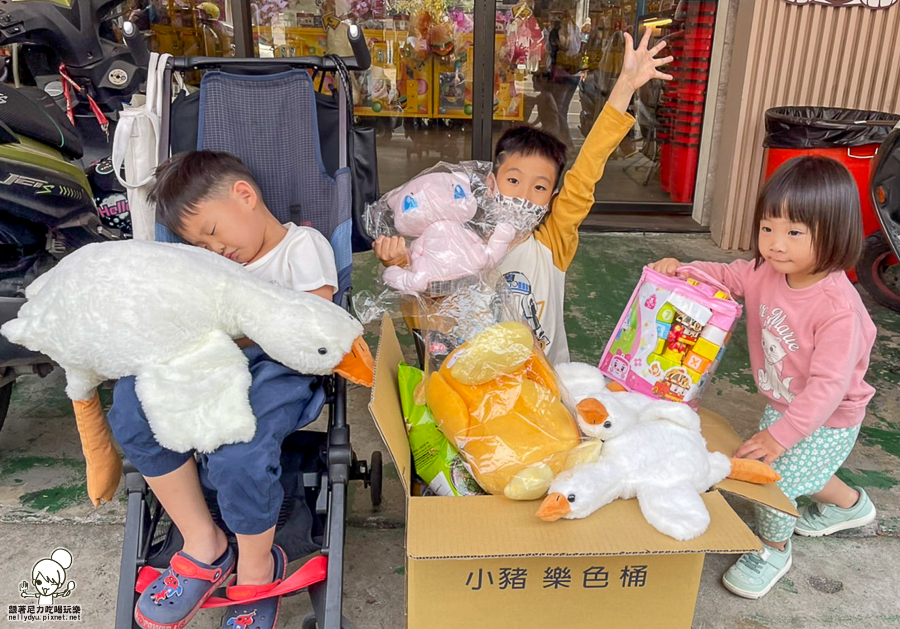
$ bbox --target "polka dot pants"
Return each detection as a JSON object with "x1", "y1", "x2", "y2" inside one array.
[{"x1": 755, "y1": 405, "x2": 861, "y2": 543}]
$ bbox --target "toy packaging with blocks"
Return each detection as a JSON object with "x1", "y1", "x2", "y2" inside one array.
[{"x1": 599, "y1": 266, "x2": 742, "y2": 408}]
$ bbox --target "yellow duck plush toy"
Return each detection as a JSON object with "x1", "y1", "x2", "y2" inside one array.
[{"x1": 426, "y1": 322, "x2": 596, "y2": 500}]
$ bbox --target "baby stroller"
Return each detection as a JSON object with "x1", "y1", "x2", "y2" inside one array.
[{"x1": 114, "y1": 27, "x2": 381, "y2": 629}]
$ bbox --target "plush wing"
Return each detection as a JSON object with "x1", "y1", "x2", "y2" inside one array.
[
  {"x1": 637, "y1": 400, "x2": 701, "y2": 431},
  {"x1": 636, "y1": 482, "x2": 711, "y2": 541},
  {"x1": 135, "y1": 331, "x2": 255, "y2": 453}
]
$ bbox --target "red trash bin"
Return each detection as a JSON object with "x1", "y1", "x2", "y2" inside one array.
[
  {"x1": 764, "y1": 145, "x2": 881, "y2": 236},
  {"x1": 763, "y1": 107, "x2": 900, "y2": 280}
]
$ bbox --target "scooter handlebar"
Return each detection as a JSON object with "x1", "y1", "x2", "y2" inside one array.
[{"x1": 122, "y1": 21, "x2": 150, "y2": 70}]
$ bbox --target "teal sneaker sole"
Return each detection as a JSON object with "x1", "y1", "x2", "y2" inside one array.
[{"x1": 794, "y1": 508, "x2": 876, "y2": 537}]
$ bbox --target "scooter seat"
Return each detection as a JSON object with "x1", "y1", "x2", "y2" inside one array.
[{"x1": 0, "y1": 83, "x2": 83, "y2": 160}]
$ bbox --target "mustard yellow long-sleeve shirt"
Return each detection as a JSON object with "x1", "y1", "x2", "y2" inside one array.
[{"x1": 498, "y1": 103, "x2": 635, "y2": 364}]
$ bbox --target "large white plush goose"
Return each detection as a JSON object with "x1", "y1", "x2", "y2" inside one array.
[
  {"x1": 539, "y1": 362, "x2": 779, "y2": 541},
  {"x1": 1, "y1": 240, "x2": 373, "y2": 453}
]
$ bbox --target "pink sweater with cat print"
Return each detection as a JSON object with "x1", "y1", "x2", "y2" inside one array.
[{"x1": 691, "y1": 259, "x2": 876, "y2": 450}]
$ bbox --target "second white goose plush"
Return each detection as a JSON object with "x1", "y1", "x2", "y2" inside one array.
[{"x1": 540, "y1": 362, "x2": 771, "y2": 541}]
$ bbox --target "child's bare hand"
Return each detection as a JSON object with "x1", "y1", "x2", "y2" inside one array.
[
  {"x1": 620, "y1": 27, "x2": 674, "y2": 91},
  {"x1": 734, "y1": 429, "x2": 786, "y2": 465},
  {"x1": 373, "y1": 236, "x2": 407, "y2": 267},
  {"x1": 648, "y1": 258, "x2": 680, "y2": 276}
]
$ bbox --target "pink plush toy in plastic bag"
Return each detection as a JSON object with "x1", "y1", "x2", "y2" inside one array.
[
  {"x1": 365, "y1": 160, "x2": 548, "y2": 296},
  {"x1": 380, "y1": 171, "x2": 516, "y2": 293}
]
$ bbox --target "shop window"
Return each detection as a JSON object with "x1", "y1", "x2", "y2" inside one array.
[
  {"x1": 130, "y1": 0, "x2": 236, "y2": 58},
  {"x1": 493, "y1": 0, "x2": 719, "y2": 213}
]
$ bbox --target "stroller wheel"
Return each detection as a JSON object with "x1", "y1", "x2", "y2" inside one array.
[
  {"x1": 369, "y1": 450, "x2": 383, "y2": 507},
  {"x1": 301, "y1": 611, "x2": 358, "y2": 629}
]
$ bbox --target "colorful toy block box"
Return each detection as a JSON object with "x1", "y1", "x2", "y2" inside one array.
[{"x1": 599, "y1": 266, "x2": 742, "y2": 408}]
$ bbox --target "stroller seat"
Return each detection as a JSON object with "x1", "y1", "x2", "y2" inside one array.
[
  {"x1": 158, "y1": 68, "x2": 353, "y2": 302},
  {"x1": 117, "y1": 33, "x2": 378, "y2": 629}
]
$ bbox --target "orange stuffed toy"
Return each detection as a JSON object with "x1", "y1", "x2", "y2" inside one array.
[{"x1": 426, "y1": 322, "x2": 593, "y2": 500}]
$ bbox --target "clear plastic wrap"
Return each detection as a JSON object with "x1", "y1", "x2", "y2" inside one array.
[
  {"x1": 415, "y1": 278, "x2": 515, "y2": 373},
  {"x1": 421, "y1": 289, "x2": 600, "y2": 501},
  {"x1": 364, "y1": 161, "x2": 547, "y2": 295}
]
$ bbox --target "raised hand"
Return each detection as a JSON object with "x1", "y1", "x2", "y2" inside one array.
[{"x1": 620, "y1": 27, "x2": 674, "y2": 91}]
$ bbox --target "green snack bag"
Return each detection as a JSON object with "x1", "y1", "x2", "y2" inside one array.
[{"x1": 398, "y1": 363, "x2": 484, "y2": 497}]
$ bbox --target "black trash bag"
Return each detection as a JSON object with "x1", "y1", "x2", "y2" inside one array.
[{"x1": 765, "y1": 107, "x2": 900, "y2": 149}]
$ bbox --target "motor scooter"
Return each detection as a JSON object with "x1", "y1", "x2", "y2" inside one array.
[
  {"x1": 866, "y1": 119, "x2": 900, "y2": 313},
  {"x1": 0, "y1": 0, "x2": 148, "y2": 432}
]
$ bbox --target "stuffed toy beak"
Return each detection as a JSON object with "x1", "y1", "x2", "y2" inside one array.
[
  {"x1": 606, "y1": 381, "x2": 628, "y2": 392},
  {"x1": 536, "y1": 492, "x2": 571, "y2": 522},
  {"x1": 334, "y1": 336, "x2": 375, "y2": 387},
  {"x1": 576, "y1": 398, "x2": 609, "y2": 425}
]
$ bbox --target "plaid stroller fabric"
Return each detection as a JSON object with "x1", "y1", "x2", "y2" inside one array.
[{"x1": 156, "y1": 69, "x2": 354, "y2": 301}]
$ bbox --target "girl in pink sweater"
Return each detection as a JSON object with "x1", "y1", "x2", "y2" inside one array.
[{"x1": 651, "y1": 155, "x2": 877, "y2": 600}]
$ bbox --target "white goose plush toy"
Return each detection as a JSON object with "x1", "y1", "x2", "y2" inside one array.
[
  {"x1": 555, "y1": 361, "x2": 701, "y2": 437},
  {"x1": 538, "y1": 362, "x2": 779, "y2": 541},
  {"x1": 1, "y1": 240, "x2": 374, "y2": 453}
]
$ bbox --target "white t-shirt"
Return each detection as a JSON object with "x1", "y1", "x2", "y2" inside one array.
[
  {"x1": 498, "y1": 234, "x2": 568, "y2": 365},
  {"x1": 244, "y1": 223, "x2": 338, "y2": 295},
  {"x1": 495, "y1": 104, "x2": 636, "y2": 366}
]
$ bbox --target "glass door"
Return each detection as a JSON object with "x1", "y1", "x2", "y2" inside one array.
[
  {"x1": 246, "y1": 0, "x2": 535, "y2": 192},
  {"x1": 137, "y1": 0, "x2": 237, "y2": 58},
  {"x1": 491, "y1": 0, "x2": 721, "y2": 214},
  {"x1": 250, "y1": 0, "x2": 491, "y2": 192}
]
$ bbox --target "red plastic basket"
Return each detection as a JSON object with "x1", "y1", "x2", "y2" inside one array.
[
  {"x1": 670, "y1": 142, "x2": 701, "y2": 203},
  {"x1": 678, "y1": 82, "x2": 708, "y2": 97},
  {"x1": 675, "y1": 59, "x2": 712, "y2": 71},
  {"x1": 676, "y1": 92, "x2": 707, "y2": 104},
  {"x1": 672, "y1": 131, "x2": 702, "y2": 145},
  {"x1": 675, "y1": 111, "x2": 704, "y2": 124},
  {"x1": 659, "y1": 139, "x2": 672, "y2": 192},
  {"x1": 686, "y1": 13, "x2": 716, "y2": 25},
  {"x1": 673, "y1": 68, "x2": 710, "y2": 83},
  {"x1": 686, "y1": 0, "x2": 718, "y2": 11},
  {"x1": 685, "y1": 25, "x2": 715, "y2": 39},
  {"x1": 674, "y1": 102, "x2": 705, "y2": 115}
]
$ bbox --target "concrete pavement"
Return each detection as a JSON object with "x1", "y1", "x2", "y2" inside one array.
[{"x1": 1, "y1": 233, "x2": 898, "y2": 628}]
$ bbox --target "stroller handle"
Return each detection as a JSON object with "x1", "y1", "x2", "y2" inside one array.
[{"x1": 172, "y1": 25, "x2": 371, "y2": 72}]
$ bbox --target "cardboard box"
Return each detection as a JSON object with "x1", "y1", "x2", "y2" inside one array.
[{"x1": 368, "y1": 317, "x2": 797, "y2": 629}]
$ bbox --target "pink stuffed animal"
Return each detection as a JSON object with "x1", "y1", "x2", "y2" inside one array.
[{"x1": 382, "y1": 172, "x2": 515, "y2": 294}]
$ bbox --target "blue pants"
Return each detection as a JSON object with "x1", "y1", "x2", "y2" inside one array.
[{"x1": 108, "y1": 346, "x2": 325, "y2": 535}]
